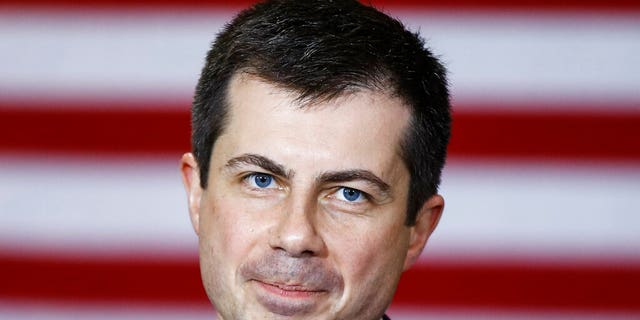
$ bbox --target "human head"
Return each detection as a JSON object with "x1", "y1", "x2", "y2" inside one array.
[
  {"x1": 182, "y1": 0, "x2": 451, "y2": 318},
  {"x1": 190, "y1": 0, "x2": 450, "y2": 226}
]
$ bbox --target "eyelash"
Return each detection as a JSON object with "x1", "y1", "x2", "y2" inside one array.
[
  {"x1": 328, "y1": 186, "x2": 373, "y2": 207},
  {"x1": 239, "y1": 172, "x2": 372, "y2": 205},
  {"x1": 242, "y1": 172, "x2": 280, "y2": 190}
]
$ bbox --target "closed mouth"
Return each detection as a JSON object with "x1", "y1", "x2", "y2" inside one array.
[{"x1": 254, "y1": 279, "x2": 326, "y2": 297}]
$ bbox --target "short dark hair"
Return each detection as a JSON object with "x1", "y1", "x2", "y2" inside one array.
[{"x1": 191, "y1": 0, "x2": 451, "y2": 225}]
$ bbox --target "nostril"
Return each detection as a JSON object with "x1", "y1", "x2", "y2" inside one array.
[
  {"x1": 299, "y1": 249, "x2": 316, "y2": 258},
  {"x1": 269, "y1": 223, "x2": 325, "y2": 258},
  {"x1": 271, "y1": 246, "x2": 317, "y2": 258}
]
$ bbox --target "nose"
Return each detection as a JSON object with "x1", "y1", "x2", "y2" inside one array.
[{"x1": 268, "y1": 194, "x2": 325, "y2": 257}]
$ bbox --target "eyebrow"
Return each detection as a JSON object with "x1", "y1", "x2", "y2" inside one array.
[
  {"x1": 317, "y1": 169, "x2": 392, "y2": 198},
  {"x1": 224, "y1": 153, "x2": 292, "y2": 179},
  {"x1": 225, "y1": 154, "x2": 392, "y2": 198}
]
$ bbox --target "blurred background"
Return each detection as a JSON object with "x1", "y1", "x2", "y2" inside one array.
[{"x1": 1, "y1": 0, "x2": 639, "y2": 319}]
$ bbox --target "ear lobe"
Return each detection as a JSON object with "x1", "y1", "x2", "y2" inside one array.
[
  {"x1": 403, "y1": 194, "x2": 444, "y2": 271},
  {"x1": 180, "y1": 153, "x2": 203, "y2": 235}
]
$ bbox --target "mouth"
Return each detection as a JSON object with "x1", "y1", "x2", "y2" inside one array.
[
  {"x1": 239, "y1": 252, "x2": 343, "y2": 316},
  {"x1": 254, "y1": 279, "x2": 326, "y2": 298},
  {"x1": 251, "y1": 279, "x2": 328, "y2": 316}
]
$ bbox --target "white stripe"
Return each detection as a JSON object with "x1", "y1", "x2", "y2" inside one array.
[
  {"x1": 1, "y1": 10, "x2": 639, "y2": 110},
  {"x1": 388, "y1": 307, "x2": 640, "y2": 320},
  {"x1": 0, "y1": 155, "x2": 196, "y2": 258},
  {"x1": 0, "y1": 301, "x2": 212, "y2": 320},
  {"x1": 1, "y1": 155, "x2": 638, "y2": 261},
  {"x1": 427, "y1": 160, "x2": 640, "y2": 263},
  {"x1": 0, "y1": 301, "x2": 637, "y2": 320},
  {"x1": 0, "y1": 10, "x2": 230, "y2": 106},
  {"x1": 398, "y1": 11, "x2": 640, "y2": 108}
]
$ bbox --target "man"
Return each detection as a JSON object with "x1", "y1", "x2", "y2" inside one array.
[{"x1": 180, "y1": 0, "x2": 450, "y2": 319}]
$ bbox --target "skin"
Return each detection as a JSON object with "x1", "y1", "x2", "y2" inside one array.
[{"x1": 181, "y1": 74, "x2": 444, "y2": 320}]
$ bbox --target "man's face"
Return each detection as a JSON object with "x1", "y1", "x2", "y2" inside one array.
[{"x1": 181, "y1": 74, "x2": 442, "y2": 319}]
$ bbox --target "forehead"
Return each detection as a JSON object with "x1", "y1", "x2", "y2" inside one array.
[{"x1": 217, "y1": 73, "x2": 411, "y2": 177}]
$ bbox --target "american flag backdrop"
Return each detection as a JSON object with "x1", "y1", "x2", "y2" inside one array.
[{"x1": 1, "y1": 0, "x2": 639, "y2": 319}]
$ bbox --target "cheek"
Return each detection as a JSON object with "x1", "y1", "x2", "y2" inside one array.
[
  {"x1": 201, "y1": 193, "x2": 263, "y2": 255},
  {"x1": 198, "y1": 192, "x2": 271, "y2": 310},
  {"x1": 346, "y1": 230, "x2": 408, "y2": 272},
  {"x1": 325, "y1": 220, "x2": 410, "y2": 316},
  {"x1": 328, "y1": 215, "x2": 411, "y2": 286}
]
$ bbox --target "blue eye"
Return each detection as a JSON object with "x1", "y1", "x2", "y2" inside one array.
[
  {"x1": 250, "y1": 173, "x2": 274, "y2": 188},
  {"x1": 341, "y1": 187, "x2": 363, "y2": 202}
]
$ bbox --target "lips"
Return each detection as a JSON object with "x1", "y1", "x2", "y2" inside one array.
[
  {"x1": 240, "y1": 252, "x2": 343, "y2": 291},
  {"x1": 250, "y1": 279, "x2": 327, "y2": 316},
  {"x1": 254, "y1": 279, "x2": 325, "y2": 298},
  {"x1": 239, "y1": 251, "x2": 344, "y2": 316}
]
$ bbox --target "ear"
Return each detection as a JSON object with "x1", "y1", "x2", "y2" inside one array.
[
  {"x1": 180, "y1": 153, "x2": 203, "y2": 235},
  {"x1": 403, "y1": 194, "x2": 444, "y2": 271}
]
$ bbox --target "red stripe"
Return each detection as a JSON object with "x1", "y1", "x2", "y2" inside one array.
[
  {"x1": 0, "y1": 104, "x2": 190, "y2": 158},
  {"x1": 2, "y1": 103, "x2": 640, "y2": 162},
  {"x1": 395, "y1": 263, "x2": 640, "y2": 311},
  {"x1": 2, "y1": 0, "x2": 640, "y2": 12},
  {"x1": 0, "y1": 252, "x2": 207, "y2": 306},
  {"x1": 1, "y1": 252, "x2": 639, "y2": 311},
  {"x1": 449, "y1": 109, "x2": 640, "y2": 162}
]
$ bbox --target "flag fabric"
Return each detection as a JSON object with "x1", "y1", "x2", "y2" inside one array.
[{"x1": 1, "y1": 1, "x2": 639, "y2": 319}]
